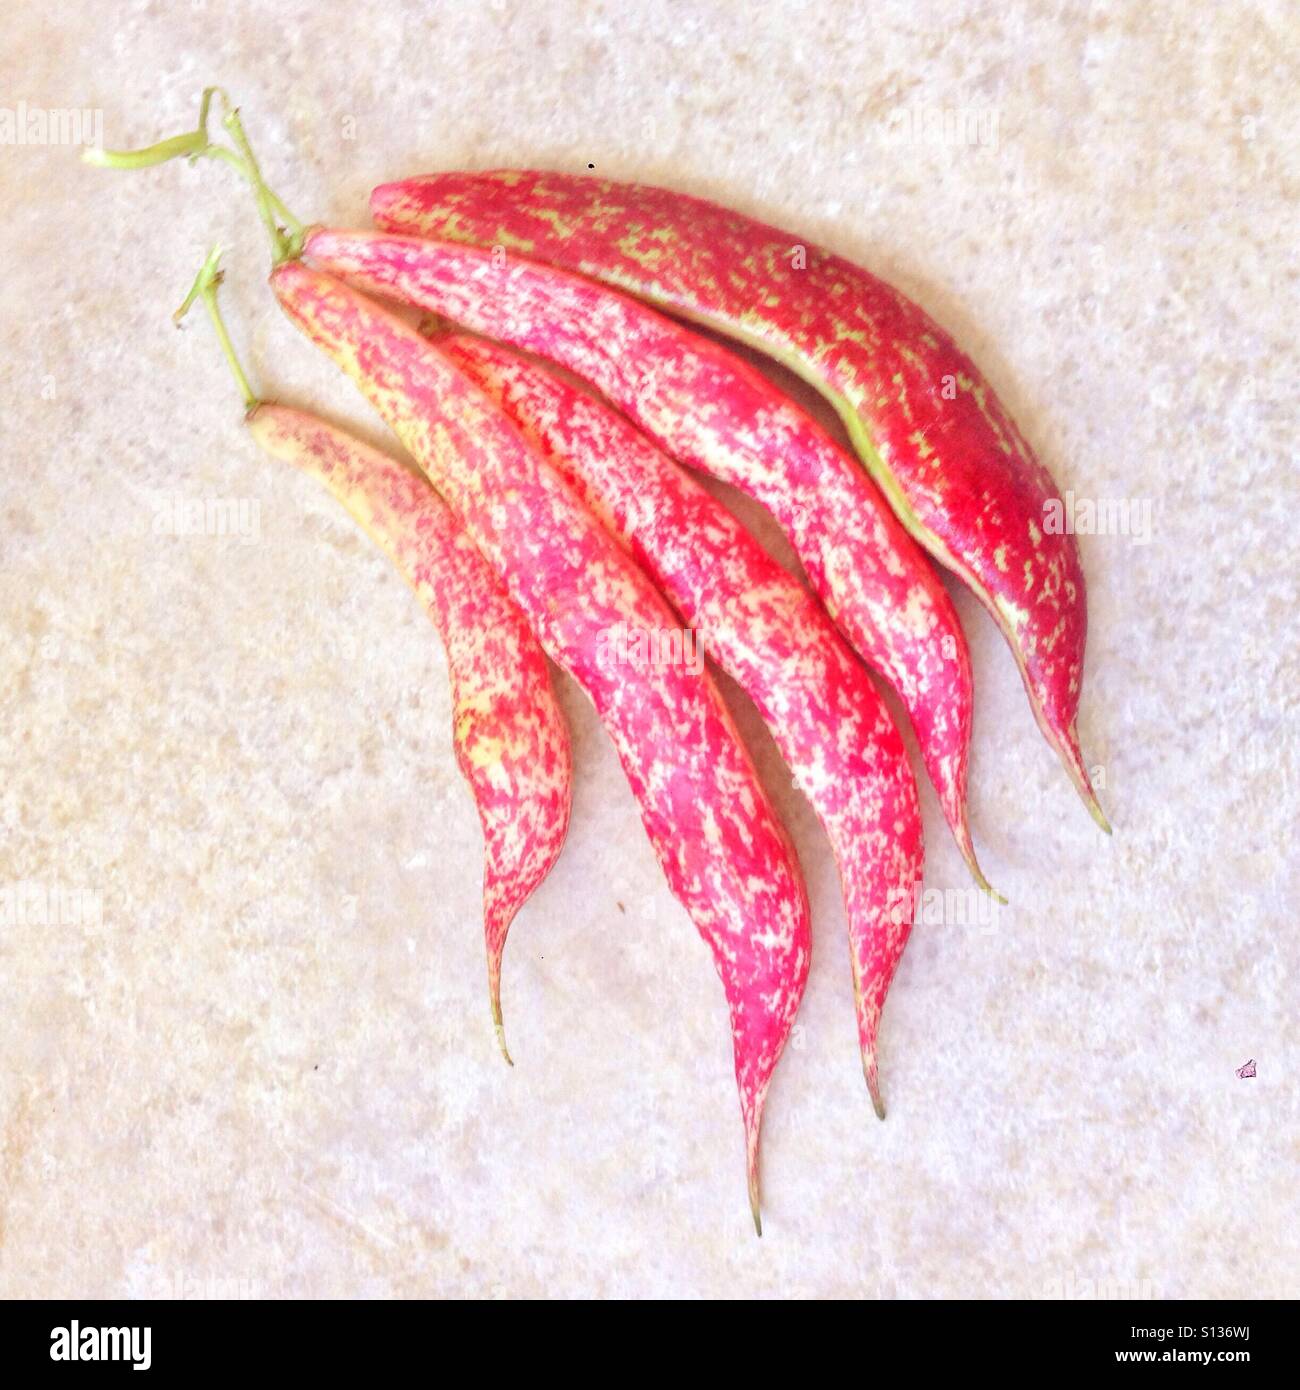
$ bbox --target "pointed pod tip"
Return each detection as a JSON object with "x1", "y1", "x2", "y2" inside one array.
[
  {"x1": 864, "y1": 1061, "x2": 887, "y2": 1120},
  {"x1": 968, "y1": 859, "x2": 1007, "y2": 906},
  {"x1": 490, "y1": 994, "x2": 513, "y2": 1066},
  {"x1": 746, "y1": 1140, "x2": 763, "y2": 1237},
  {"x1": 1056, "y1": 722, "x2": 1112, "y2": 836},
  {"x1": 956, "y1": 825, "x2": 1004, "y2": 906}
]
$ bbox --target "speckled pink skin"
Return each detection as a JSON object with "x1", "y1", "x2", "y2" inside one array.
[
  {"x1": 368, "y1": 172, "x2": 1107, "y2": 830},
  {"x1": 307, "y1": 227, "x2": 989, "y2": 889},
  {"x1": 245, "y1": 403, "x2": 571, "y2": 1059},
  {"x1": 271, "y1": 263, "x2": 811, "y2": 1227},
  {"x1": 439, "y1": 331, "x2": 923, "y2": 1116}
]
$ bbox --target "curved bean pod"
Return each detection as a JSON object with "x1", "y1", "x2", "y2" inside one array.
[
  {"x1": 439, "y1": 330, "x2": 923, "y2": 1115},
  {"x1": 246, "y1": 403, "x2": 572, "y2": 1060},
  {"x1": 271, "y1": 263, "x2": 812, "y2": 1229},
  {"x1": 370, "y1": 172, "x2": 1108, "y2": 831},
  {"x1": 305, "y1": 227, "x2": 989, "y2": 891}
]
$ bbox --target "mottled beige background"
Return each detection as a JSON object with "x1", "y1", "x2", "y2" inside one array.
[{"x1": 1, "y1": 0, "x2": 1295, "y2": 1299}]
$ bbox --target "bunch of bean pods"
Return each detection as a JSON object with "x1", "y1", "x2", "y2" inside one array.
[{"x1": 90, "y1": 92, "x2": 1109, "y2": 1232}]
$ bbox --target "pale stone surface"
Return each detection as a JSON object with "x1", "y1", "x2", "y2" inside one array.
[{"x1": 0, "y1": 0, "x2": 1295, "y2": 1299}]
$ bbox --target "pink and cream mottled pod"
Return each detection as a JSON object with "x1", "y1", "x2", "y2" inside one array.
[
  {"x1": 246, "y1": 403, "x2": 571, "y2": 1060},
  {"x1": 439, "y1": 330, "x2": 924, "y2": 1115},
  {"x1": 305, "y1": 227, "x2": 990, "y2": 891},
  {"x1": 270, "y1": 263, "x2": 811, "y2": 1229},
  {"x1": 369, "y1": 172, "x2": 1108, "y2": 832}
]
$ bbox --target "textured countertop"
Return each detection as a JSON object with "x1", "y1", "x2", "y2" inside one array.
[{"x1": 1, "y1": 0, "x2": 1295, "y2": 1299}]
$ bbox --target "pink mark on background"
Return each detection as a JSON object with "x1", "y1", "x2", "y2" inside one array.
[{"x1": 1235, "y1": 1059, "x2": 1257, "y2": 1079}]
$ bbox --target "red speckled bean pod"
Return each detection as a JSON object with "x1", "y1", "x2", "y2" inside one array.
[
  {"x1": 369, "y1": 172, "x2": 1109, "y2": 832},
  {"x1": 305, "y1": 227, "x2": 992, "y2": 892},
  {"x1": 271, "y1": 263, "x2": 811, "y2": 1230},
  {"x1": 439, "y1": 329, "x2": 923, "y2": 1116},
  {"x1": 246, "y1": 403, "x2": 571, "y2": 1061}
]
